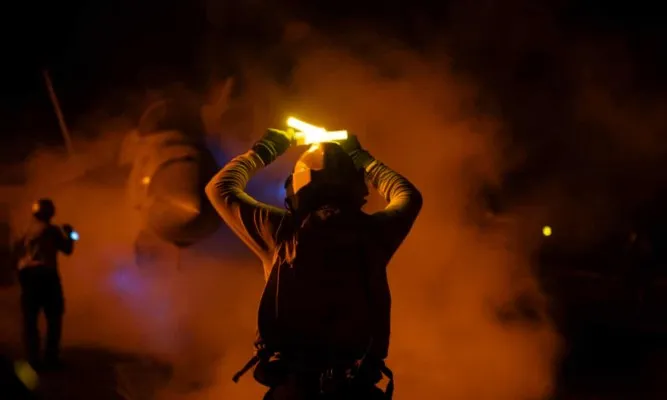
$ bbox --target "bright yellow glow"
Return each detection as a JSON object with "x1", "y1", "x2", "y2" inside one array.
[
  {"x1": 287, "y1": 117, "x2": 325, "y2": 133},
  {"x1": 542, "y1": 226, "x2": 552, "y2": 237},
  {"x1": 298, "y1": 130, "x2": 348, "y2": 145},
  {"x1": 286, "y1": 117, "x2": 348, "y2": 145},
  {"x1": 141, "y1": 176, "x2": 151, "y2": 185}
]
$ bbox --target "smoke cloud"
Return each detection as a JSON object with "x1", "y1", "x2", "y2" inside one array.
[
  {"x1": 25, "y1": 2, "x2": 667, "y2": 398},
  {"x1": 199, "y1": 23, "x2": 559, "y2": 400}
]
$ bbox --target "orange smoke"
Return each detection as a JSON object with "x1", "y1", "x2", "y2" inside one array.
[
  {"x1": 8, "y1": 19, "x2": 563, "y2": 400},
  {"x1": 201, "y1": 26, "x2": 561, "y2": 399}
]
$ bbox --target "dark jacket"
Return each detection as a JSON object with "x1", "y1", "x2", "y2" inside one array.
[
  {"x1": 205, "y1": 134, "x2": 422, "y2": 359},
  {"x1": 13, "y1": 220, "x2": 73, "y2": 271}
]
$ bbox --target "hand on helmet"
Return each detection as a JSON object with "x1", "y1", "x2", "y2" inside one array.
[
  {"x1": 254, "y1": 128, "x2": 295, "y2": 161},
  {"x1": 336, "y1": 134, "x2": 375, "y2": 169},
  {"x1": 264, "y1": 128, "x2": 296, "y2": 145},
  {"x1": 335, "y1": 134, "x2": 364, "y2": 155}
]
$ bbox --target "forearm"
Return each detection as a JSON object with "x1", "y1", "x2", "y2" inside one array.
[
  {"x1": 206, "y1": 131, "x2": 290, "y2": 207},
  {"x1": 206, "y1": 150, "x2": 266, "y2": 207},
  {"x1": 362, "y1": 154, "x2": 423, "y2": 219},
  {"x1": 205, "y1": 131, "x2": 290, "y2": 260},
  {"x1": 364, "y1": 155, "x2": 423, "y2": 259}
]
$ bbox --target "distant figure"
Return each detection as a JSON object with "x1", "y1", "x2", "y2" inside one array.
[
  {"x1": 206, "y1": 130, "x2": 422, "y2": 399},
  {"x1": 12, "y1": 199, "x2": 75, "y2": 370}
]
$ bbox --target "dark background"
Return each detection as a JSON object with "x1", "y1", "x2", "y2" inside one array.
[
  {"x1": 2, "y1": 0, "x2": 667, "y2": 229},
  {"x1": 2, "y1": 0, "x2": 665, "y2": 164}
]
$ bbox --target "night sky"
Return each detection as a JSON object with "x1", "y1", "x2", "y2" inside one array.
[{"x1": 2, "y1": 0, "x2": 666, "y2": 196}]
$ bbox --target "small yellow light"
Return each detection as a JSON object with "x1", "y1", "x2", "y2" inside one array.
[
  {"x1": 141, "y1": 176, "x2": 151, "y2": 185},
  {"x1": 14, "y1": 360, "x2": 39, "y2": 390},
  {"x1": 542, "y1": 226, "x2": 552, "y2": 237}
]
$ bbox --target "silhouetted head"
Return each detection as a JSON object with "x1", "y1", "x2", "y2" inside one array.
[
  {"x1": 284, "y1": 142, "x2": 368, "y2": 215},
  {"x1": 32, "y1": 198, "x2": 55, "y2": 222}
]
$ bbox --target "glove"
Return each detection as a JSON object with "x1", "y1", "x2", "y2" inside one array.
[
  {"x1": 263, "y1": 128, "x2": 295, "y2": 145},
  {"x1": 62, "y1": 224, "x2": 73, "y2": 234},
  {"x1": 335, "y1": 135, "x2": 374, "y2": 170},
  {"x1": 335, "y1": 134, "x2": 363, "y2": 155},
  {"x1": 252, "y1": 129, "x2": 294, "y2": 165}
]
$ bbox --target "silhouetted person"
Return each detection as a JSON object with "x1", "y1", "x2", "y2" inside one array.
[
  {"x1": 206, "y1": 130, "x2": 422, "y2": 399},
  {"x1": 13, "y1": 199, "x2": 75, "y2": 370}
]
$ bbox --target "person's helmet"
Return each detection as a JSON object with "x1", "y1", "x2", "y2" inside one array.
[
  {"x1": 31, "y1": 198, "x2": 55, "y2": 221},
  {"x1": 284, "y1": 142, "x2": 368, "y2": 213}
]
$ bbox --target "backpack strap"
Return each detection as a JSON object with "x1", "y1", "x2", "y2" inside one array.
[
  {"x1": 233, "y1": 212, "x2": 396, "y2": 395},
  {"x1": 232, "y1": 337, "x2": 274, "y2": 383},
  {"x1": 232, "y1": 355, "x2": 259, "y2": 383},
  {"x1": 359, "y1": 220, "x2": 395, "y2": 399},
  {"x1": 379, "y1": 361, "x2": 395, "y2": 399}
]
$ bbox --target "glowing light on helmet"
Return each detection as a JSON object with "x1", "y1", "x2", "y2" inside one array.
[{"x1": 286, "y1": 117, "x2": 348, "y2": 145}]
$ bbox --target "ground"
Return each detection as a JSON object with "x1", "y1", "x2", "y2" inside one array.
[
  {"x1": 3, "y1": 271, "x2": 667, "y2": 399},
  {"x1": 0, "y1": 285, "x2": 175, "y2": 400}
]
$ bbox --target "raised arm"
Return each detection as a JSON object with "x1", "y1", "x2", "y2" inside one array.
[
  {"x1": 339, "y1": 136, "x2": 423, "y2": 256},
  {"x1": 366, "y1": 160, "x2": 423, "y2": 251},
  {"x1": 205, "y1": 130, "x2": 291, "y2": 265},
  {"x1": 57, "y1": 225, "x2": 74, "y2": 255},
  {"x1": 368, "y1": 157, "x2": 422, "y2": 212}
]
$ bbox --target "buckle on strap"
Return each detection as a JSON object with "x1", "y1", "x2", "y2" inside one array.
[
  {"x1": 232, "y1": 354, "x2": 260, "y2": 383},
  {"x1": 379, "y1": 362, "x2": 395, "y2": 399},
  {"x1": 232, "y1": 345, "x2": 273, "y2": 383},
  {"x1": 318, "y1": 360, "x2": 395, "y2": 398}
]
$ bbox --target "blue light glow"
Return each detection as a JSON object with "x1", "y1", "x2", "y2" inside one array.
[
  {"x1": 109, "y1": 267, "x2": 143, "y2": 296},
  {"x1": 276, "y1": 185, "x2": 286, "y2": 200},
  {"x1": 245, "y1": 178, "x2": 288, "y2": 206},
  {"x1": 70, "y1": 231, "x2": 80, "y2": 241}
]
